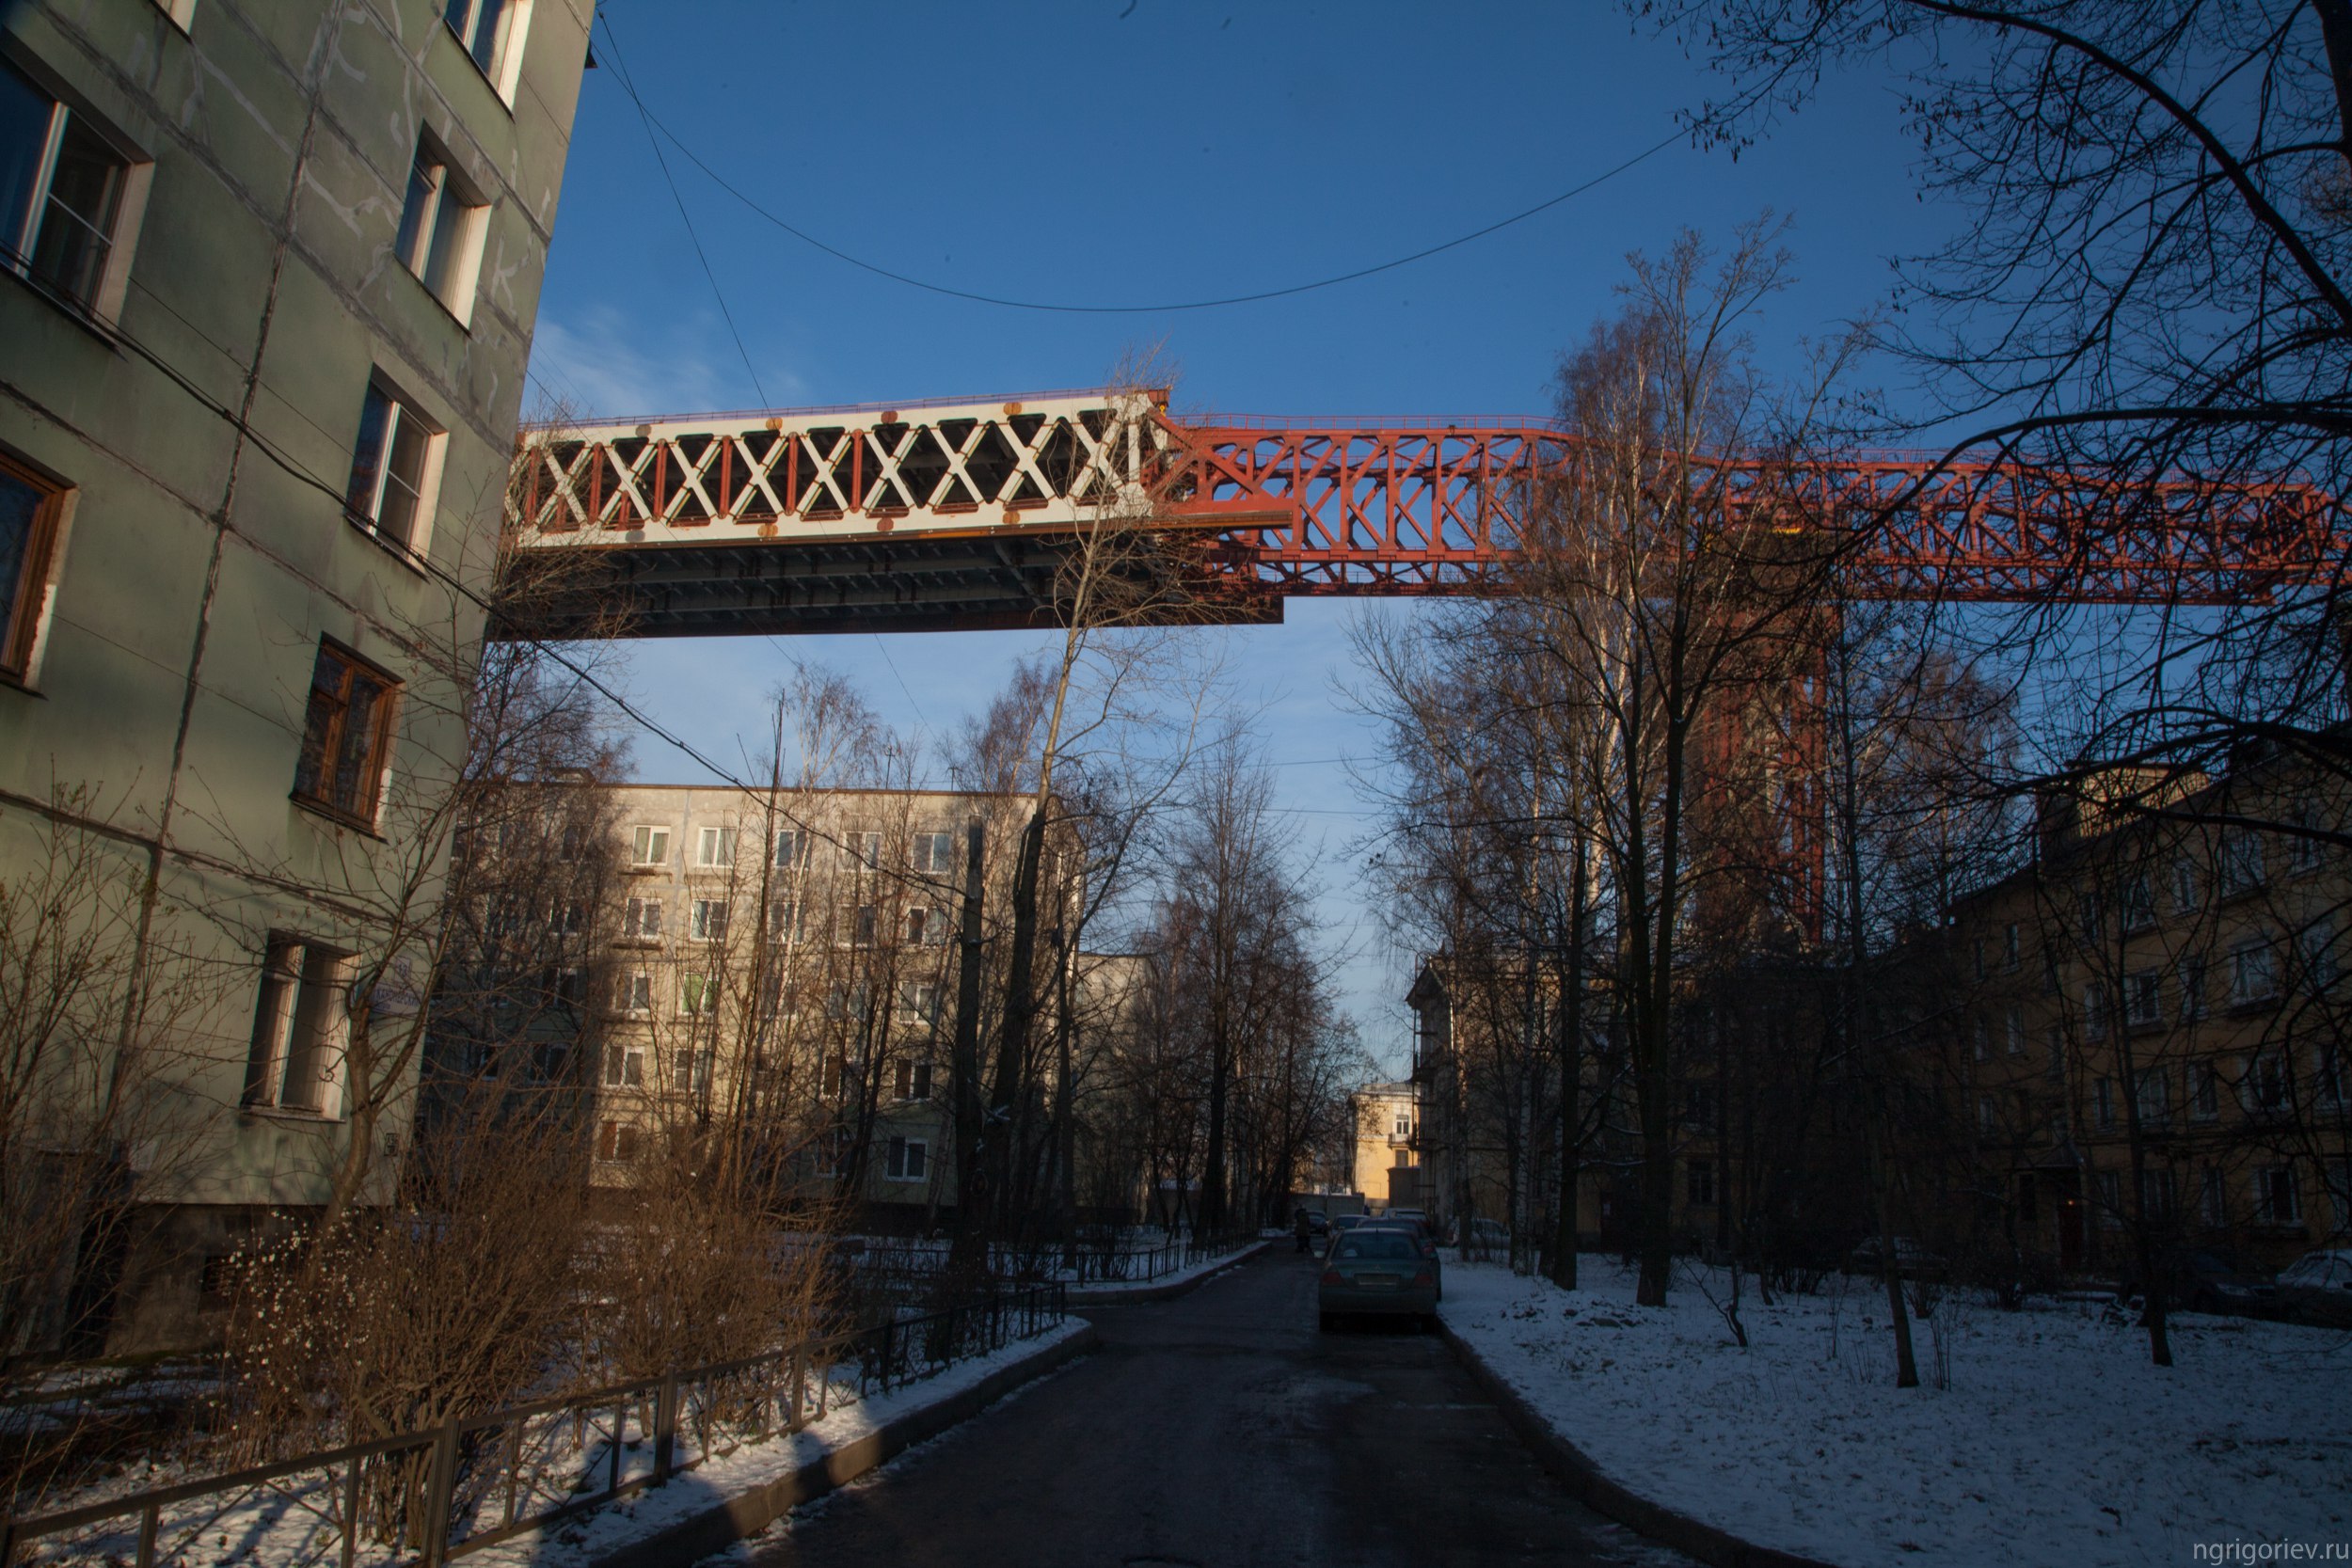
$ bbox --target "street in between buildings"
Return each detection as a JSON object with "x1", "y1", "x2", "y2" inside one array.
[{"x1": 741, "y1": 1249, "x2": 1692, "y2": 1568}]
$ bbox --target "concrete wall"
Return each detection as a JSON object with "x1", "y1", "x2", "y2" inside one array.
[{"x1": 0, "y1": 0, "x2": 590, "y2": 1353}]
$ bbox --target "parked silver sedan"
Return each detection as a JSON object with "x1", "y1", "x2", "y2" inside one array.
[{"x1": 1318, "y1": 1229, "x2": 1438, "y2": 1330}]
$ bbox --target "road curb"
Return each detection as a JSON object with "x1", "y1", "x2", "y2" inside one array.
[
  {"x1": 587, "y1": 1323, "x2": 1099, "y2": 1568},
  {"x1": 1065, "y1": 1240, "x2": 1272, "y2": 1306},
  {"x1": 1435, "y1": 1314, "x2": 1838, "y2": 1568}
]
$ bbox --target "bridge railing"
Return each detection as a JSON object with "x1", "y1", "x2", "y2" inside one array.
[{"x1": 0, "y1": 1283, "x2": 1066, "y2": 1568}]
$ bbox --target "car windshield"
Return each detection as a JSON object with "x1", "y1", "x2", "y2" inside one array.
[{"x1": 1336, "y1": 1235, "x2": 1418, "y2": 1261}]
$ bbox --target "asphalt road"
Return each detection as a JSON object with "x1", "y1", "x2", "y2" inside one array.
[{"x1": 740, "y1": 1247, "x2": 1693, "y2": 1568}]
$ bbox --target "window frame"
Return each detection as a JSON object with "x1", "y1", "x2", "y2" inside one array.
[
  {"x1": 441, "y1": 0, "x2": 534, "y2": 103},
  {"x1": 628, "y1": 825, "x2": 672, "y2": 868},
  {"x1": 240, "y1": 934, "x2": 353, "y2": 1118},
  {"x1": 292, "y1": 640, "x2": 400, "y2": 830},
  {"x1": 0, "y1": 449, "x2": 70, "y2": 686},
  {"x1": 343, "y1": 377, "x2": 445, "y2": 558},
  {"x1": 695, "y1": 825, "x2": 738, "y2": 868},
  {"x1": 621, "y1": 895, "x2": 662, "y2": 941},
  {"x1": 688, "y1": 895, "x2": 729, "y2": 943},
  {"x1": 0, "y1": 56, "x2": 148, "y2": 325},
  {"x1": 393, "y1": 125, "x2": 488, "y2": 325},
  {"x1": 884, "y1": 1135, "x2": 930, "y2": 1183}
]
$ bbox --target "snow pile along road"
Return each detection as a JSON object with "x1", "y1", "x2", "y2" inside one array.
[{"x1": 1440, "y1": 1259, "x2": 2351, "y2": 1568}]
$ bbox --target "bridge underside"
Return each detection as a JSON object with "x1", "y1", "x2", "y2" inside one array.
[{"x1": 506, "y1": 531, "x2": 1285, "y2": 639}]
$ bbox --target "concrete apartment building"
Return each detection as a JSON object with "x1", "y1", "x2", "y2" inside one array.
[
  {"x1": 577, "y1": 783, "x2": 978, "y2": 1218},
  {"x1": 1346, "y1": 1080, "x2": 1421, "y2": 1212},
  {"x1": 0, "y1": 0, "x2": 590, "y2": 1352},
  {"x1": 1931, "y1": 759, "x2": 2352, "y2": 1281}
]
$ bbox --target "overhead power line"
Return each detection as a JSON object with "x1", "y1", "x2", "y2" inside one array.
[
  {"x1": 595, "y1": 13, "x2": 770, "y2": 404},
  {"x1": 591, "y1": 8, "x2": 1683, "y2": 317}
]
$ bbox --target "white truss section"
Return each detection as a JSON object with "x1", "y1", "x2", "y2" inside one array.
[{"x1": 515, "y1": 390, "x2": 1169, "y2": 547}]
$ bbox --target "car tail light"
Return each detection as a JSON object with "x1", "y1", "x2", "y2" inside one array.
[
  {"x1": 1321, "y1": 1270, "x2": 1343, "y2": 1286},
  {"x1": 1413, "y1": 1269, "x2": 1436, "y2": 1286}
]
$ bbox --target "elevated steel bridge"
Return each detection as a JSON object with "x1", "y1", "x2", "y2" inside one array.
[{"x1": 505, "y1": 388, "x2": 2345, "y2": 638}]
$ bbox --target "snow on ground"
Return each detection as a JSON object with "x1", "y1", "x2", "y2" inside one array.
[
  {"x1": 15, "y1": 1321, "x2": 1088, "y2": 1568},
  {"x1": 466, "y1": 1318, "x2": 1090, "y2": 1568},
  {"x1": 1440, "y1": 1259, "x2": 2352, "y2": 1568}
]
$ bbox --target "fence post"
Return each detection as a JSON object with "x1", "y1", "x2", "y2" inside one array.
[
  {"x1": 653, "y1": 1371, "x2": 679, "y2": 1482},
  {"x1": 420, "y1": 1418, "x2": 461, "y2": 1568}
]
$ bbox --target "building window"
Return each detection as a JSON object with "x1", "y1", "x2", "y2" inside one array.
[
  {"x1": 395, "y1": 128, "x2": 486, "y2": 322},
  {"x1": 680, "y1": 973, "x2": 719, "y2": 1017},
  {"x1": 774, "y1": 828, "x2": 811, "y2": 868},
  {"x1": 2094, "y1": 1077, "x2": 2116, "y2": 1131},
  {"x1": 898, "y1": 981, "x2": 938, "y2": 1024},
  {"x1": 2249, "y1": 1052, "x2": 2292, "y2": 1116},
  {"x1": 0, "y1": 59, "x2": 137, "y2": 317},
  {"x1": 767, "y1": 899, "x2": 800, "y2": 943},
  {"x1": 2191, "y1": 1061, "x2": 2220, "y2": 1121},
  {"x1": 0, "y1": 452, "x2": 67, "y2": 682},
  {"x1": 293, "y1": 641, "x2": 397, "y2": 826},
  {"x1": 2296, "y1": 916, "x2": 2337, "y2": 991},
  {"x1": 1972, "y1": 940, "x2": 1986, "y2": 981},
  {"x1": 894, "y1": 1059, "x2": 933, "y2": 1101},
  {"x1": 2004, "y1": 1005, "x2": 2026, "y2": 1055},
  {"x1": 885, "y1": 1136, "x2": 929, "y2": 1182},
  {"x1": 841, "y1": 904, "x2": 877, "y2": 947},
  {"x1": 629, "y1": 825, "x2": 671, "y2": 867},
  {"x1": 842, "y1": 831, "x2": 882, "y2": 869},
  {"x1": 1971, "y1": 1016, "x2": 1990, "y2": 1063},
  {"x1": 2124, "y1": 970, "x2": 2162, "y2": 1029},
  {"x1": 2315, "y1": 1042, "x2": 2346, "y2": 1109},
  {"x1": 2119, "y1": 877, "x2": 2154, "y2": 934},
  {"x1": 442, "y1": 0, "x2": 531, "y2": 97},
  {"x1": 595, "y1": 1120, "x2": 639, "y2": 1163},
  {"x1": 2252, "y1": 1164, "x2": 2299, "y2": 1226},
  {"x1": 672, "y1": 1048, "x2": 711, "y2": 1094},
  {"x1": 912, "y1": 831, "x2": 956, "y2": 873},
  {"x1": 344, "y1": 380, "x2": 441, "y2": 553},
  {"x1": 622, "y1": 896, "x2": 662, "y2": 940},
  {"x1": 2082, "y1": 981, "x2": 2107, "y2": 1041},
  {"x1": 821, "y1": 1054, "x2": 848, "y2": 1097},
  {"x1": 2288, "y1": 800, "x2": 2326, "y2": 873},
  {"x1": 602, "y1": 1041, "x2": 644, "y2": 1086},
  {"x1": 1687, "y1": 1159, "x2": 1716, "y2": 1206},
  {"x1": 826, "y1": 985, "x2": 871, "y2": 1025},
  {"x1": 2077, "y1": 892, "x2": 2104, "y2": 945},
  {"x1": 689, "y1": 897, "x2": 729, "y2": 942},
  {"x1": 242, "y1": 937, "x2": 351, "y2": 1115},
  {"x1": 2199, "y1": 1166, "x2": 2227, "y2": 1228},
  {"x1": 2179, "y1": 954, "x2": 2207, "y2": 1021},
  {"x1": 2171, "y1": 858, "x2": 2200, "y2": 914},
  {"x1": 904, "y1": 906, "x2": 947, "y2": 945},
  {"x1": 2218, "y1": 829, "x2": 2265, "y2": 897},
  {"x1": 2003, "y1": 923, "x2": 2021, "y2": 970},
  {"x1": 695, "y1": 826, "x2": 738, "y2": 868},
  {"x1": 2230, "y1": 938, "x2": 2278, "y2": 1006},
  {"x1": 2096, "y1": 1168, "x2": 2124, "y2": 1228},
  {"x1": 2138, "y1": 1167, "x2": 2177, "y2": 1219},
  {"x1": 618, "y1": 972, "x2": 652, "y2": 1015},
  {"x1": 1977, "y1": 1095, "x2": 1997, "y2": 1135},
  {"x1": 2134, "y1": 1068, "x2": 2171, "y2": 1129},
  {"x1": 2044, "y1": 1024, "x2": 2065, "y2": 1085}
]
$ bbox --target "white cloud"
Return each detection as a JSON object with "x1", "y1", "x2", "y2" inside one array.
[{"x1": 524, "y1": 303, "x2": 805, "y2": 421}]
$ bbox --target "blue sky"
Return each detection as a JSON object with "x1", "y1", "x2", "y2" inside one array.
[{"x1": 526, "y1": 2, "x2": 1958, "y2": 1070}]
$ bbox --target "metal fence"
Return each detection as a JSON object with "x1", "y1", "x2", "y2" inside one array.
[
  {"x1": 0, "y1": 1282, "x2": 1065, "y2": 1568},
  {"x1": 1058, "y1": 1228, "x2": 1259, "y2": 1285}
]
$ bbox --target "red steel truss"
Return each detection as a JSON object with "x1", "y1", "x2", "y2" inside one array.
[
  {"x1": 1157, "y1": 417, "x2": 2344, "y2": 606},
  {"x1": 514, "y1": 393, "x2": 2344, "y2": 626}
]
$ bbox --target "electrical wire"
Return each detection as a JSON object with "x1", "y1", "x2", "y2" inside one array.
[
  {"x1": 89, "y1": 301, "x2": 990, "y2": 899},
  {"x1": 595, "y1": 12, "x2": 770, "y2": 404},
  {"x1": 591, "y1": 8, "x2": 1683, "y2": 317}
]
